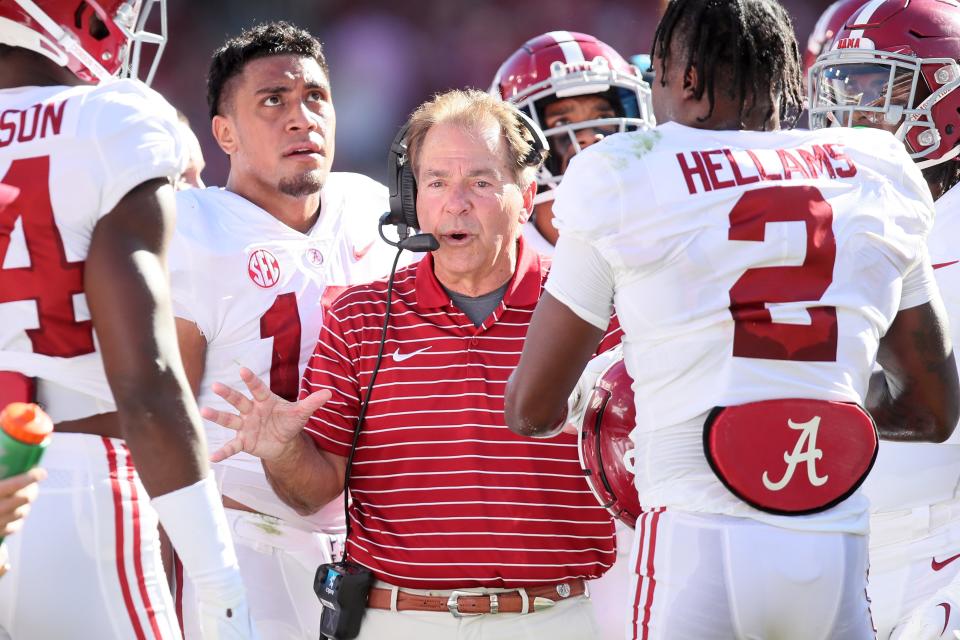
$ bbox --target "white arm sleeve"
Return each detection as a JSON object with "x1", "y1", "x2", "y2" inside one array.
[
  {"x1": 545, "y1": 234, "x2": 616, "y2": 330},
  {"x1": 900, "y1": 247, "x2": 937, "y2": 310}
]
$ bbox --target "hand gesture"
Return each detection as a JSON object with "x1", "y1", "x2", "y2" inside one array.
[{"x1": 201, "y1": 367, "x2": 330, "y2": 464}]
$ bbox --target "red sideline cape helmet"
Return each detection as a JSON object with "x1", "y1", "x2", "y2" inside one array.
[
  {"x1": 0, "y1": 0, "x2": 167, "y2": 84},
  {"x1": 808, "y1": 0, "x2": 960, "y2": 169},
  {"x1": 578, "y1": 357, "x2": 641, "y2": 528}
]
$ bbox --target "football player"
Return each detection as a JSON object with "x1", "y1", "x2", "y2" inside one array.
[
  {"x1": 168, "y1": 22, "x2": 406, "y2": 639},
  {"x1": 0, "y1": 0, "x2": 253, "y2": 638},
  {"x1": 491, "y1": 32, "x2": 651, "y2": 638},
  {"x1": 490, "y1": 31, "x2": 654, "y2": 253},
  {"x1": 506, "y1": 0, "x2": 959, "y2": 638},
  {"x1": 808, "y1": 1, "x2": 960, "y2": 637}
]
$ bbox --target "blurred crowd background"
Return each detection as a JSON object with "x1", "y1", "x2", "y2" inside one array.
[{"x1": 155, "y1": 0, "x2": 837, "y2": 187}]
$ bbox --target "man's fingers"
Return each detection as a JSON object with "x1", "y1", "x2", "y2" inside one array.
[
  {"x1": 560, "y1": 421, "x2": 579, "y2": 435},
  {"x1": 240, "y1": 367, "x2": 273, "y2": 404},
  {"x1": 211, "y1": 382, "x2": 253, "y2": 414},
  {"x1": 0, "y1": 469, "x2": 44, "y2": 494},
  {"x1": 299, "y1": 389, "x2": 332, "y2": 416},
  {"x1": 210, "y1": 437, "x2": 244, "y2": 463},
  {"x1": 199, "y1": 407, "x2": 244, "y2": 431}
]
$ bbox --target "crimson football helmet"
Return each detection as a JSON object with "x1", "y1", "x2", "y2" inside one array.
[
  {"x1": 490, "y1": 31, "x2": 654, "y2": 203},
  {"x1": 0, "y1": 0, "x2": 166, "y2": 84},
  {"x1": 804, "y1": 0, "x2": 870, "y2": 75},
  {"x1": 808, "y1": 0, "x2": 960, "y2": 168},
  {"x1": 578, "y1": 357, "x2": 641, "y2": 529}
]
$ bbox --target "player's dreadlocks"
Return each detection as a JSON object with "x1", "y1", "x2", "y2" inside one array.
[{"x1": 652, "y1": 0, "x2": 804, "y2": 129}]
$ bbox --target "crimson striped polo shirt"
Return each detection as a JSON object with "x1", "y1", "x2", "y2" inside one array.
[{"x1": 301, "y1": 239, "x2": 618, "y2": 588}]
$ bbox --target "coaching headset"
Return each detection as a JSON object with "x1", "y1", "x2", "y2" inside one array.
[{"x1": 378, "y1": 103, "x2": 549, "y2": 252}]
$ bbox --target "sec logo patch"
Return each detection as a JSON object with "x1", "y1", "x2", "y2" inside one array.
[{"x1": 248, "y1": 249, "x2": 280, "y2": 288}]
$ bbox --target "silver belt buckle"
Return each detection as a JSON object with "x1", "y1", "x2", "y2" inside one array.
[{"x1": 447, "y1": 591, "x2": 499, "y2": 617}]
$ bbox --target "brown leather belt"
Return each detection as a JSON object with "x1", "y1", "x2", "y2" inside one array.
[{"x1": 367, "y1": 579, "x2": 586, "y2": 617}]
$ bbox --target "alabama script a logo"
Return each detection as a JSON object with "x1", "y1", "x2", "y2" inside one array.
[{"x1": 762, "y1": 416, "x2": 829, "y2": 491}]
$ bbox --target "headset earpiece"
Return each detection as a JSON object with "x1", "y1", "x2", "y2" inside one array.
[
  {"x1": 387, "y1": 120, "x2": 419, "y2": 229},
  {"x1": 512, "y1": 107, "x2": 548, "y2": 168}
]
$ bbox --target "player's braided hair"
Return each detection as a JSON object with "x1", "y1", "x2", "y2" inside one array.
[
  {"x1": 652, "y1": 0, "x2": 803, "y2": 129},
  {"x1": 207, "y1": 21, "x2": 328, "y2": 120}
]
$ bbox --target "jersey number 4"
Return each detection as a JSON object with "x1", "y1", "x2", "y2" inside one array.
[
  {"x1": 728, "y1": 185, "x2": 838, "y2": 362},
  {"x1": 0, "y1": 156, "x2": 95, "y2": 357}
]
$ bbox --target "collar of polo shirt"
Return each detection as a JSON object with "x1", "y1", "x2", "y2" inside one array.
[{"x1": 415, "y1": 237, "x2": 543, "y2": 309}]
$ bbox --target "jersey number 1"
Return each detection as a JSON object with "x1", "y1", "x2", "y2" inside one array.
[
  {"x1": 728, "y1": 185, "x2": 838, "y2": 362},
  {"x1": 260, "y1": 292, "x2": 301, "y2": 401},
  {"x1": 0, "y1": 156, "x2": 95, "y2": 357}
]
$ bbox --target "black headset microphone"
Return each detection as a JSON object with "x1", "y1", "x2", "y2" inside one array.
[{"x1": 315, "y1": 106, "x2": 548, "y2": 640}]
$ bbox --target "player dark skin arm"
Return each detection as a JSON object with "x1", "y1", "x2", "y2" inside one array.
[
  {"x1": 868, "y1": 299, "x2": 960, "y2": 442},
  {"x1": 505, "y1": 293, "x2": 606, "y2": 438},
  {"x1": 83, "y1": 178, "x2": 209, "y2": 497}
]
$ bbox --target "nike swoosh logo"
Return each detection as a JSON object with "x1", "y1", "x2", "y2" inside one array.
[
  {"x1": 940, "y1": 602, "x2": 952, "y2": 636},
  {"x1": 934, "y1": 260, "x2": 959, "y2": 270},
  {"x1": 392, "y1": 347, "x2": 431, "y2": 362},
  {"x1": 353, "y1": 241, "x2": 376, "y2": 261},
  {"x1": 932, "y1": 553, "x2": 960, "y2": 571}
]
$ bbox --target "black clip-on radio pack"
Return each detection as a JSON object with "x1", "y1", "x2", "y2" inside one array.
[{"x1": 313, "y1": 119, "x2": 437, "y2": 640}]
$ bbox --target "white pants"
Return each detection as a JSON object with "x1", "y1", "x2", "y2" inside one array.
[
  {"x1": 588, "y1": 520, "x2": 634, "y2": 639},
  {"x1": 178, "y1": 508, "x2": 339, "y2": 639},
  {"x1": 356, "y1": 582, "x2": 602, "y2": 640},
  {"x1": 629, "y1": 508, "x2": 873, "y2": 640},
  {"x1": 869, "y1": 497, "x2": 960, "y2": 638},
  {"x1": 0, "y1": 434, "x2": 180, "y2": 639}
]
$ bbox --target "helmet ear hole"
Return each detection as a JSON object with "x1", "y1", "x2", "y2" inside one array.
[{"x1": 88, "y1": 13, "x2": 110, "y2": 42}]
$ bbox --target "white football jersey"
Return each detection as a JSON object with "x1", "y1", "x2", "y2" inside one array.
[
  {"x1": 863, "y1": 183, "x2": 960, "y2": 513},
  {"x1": 169, "y1": 174, "x2": 404, "y2": 529},
  {"x1": 548, "y1": 122, "x2": 936, "y2": 534},
  {"x1": 0, "y1": 80, "x2": 186, "y2": 420}
]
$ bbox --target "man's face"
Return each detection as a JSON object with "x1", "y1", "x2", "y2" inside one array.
[
  {"x1": 542, "y1": 94, "x2": 617, "y2": 173},
  {"x1": 215, "y1": 55, "x2": 335, "y2": 198},
  {"x1": 813, "y1": 63, "x2": 920, "y2": 133},
  {"x1": 415, "y1": 121, "x2": 533, "y2": 289}
]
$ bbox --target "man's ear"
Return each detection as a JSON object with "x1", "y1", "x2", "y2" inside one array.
[
  {"x1": 519, "y1": 179, "x2": 537, "y2": 225},
  {"x1": 681, "y1": 64, "x2": 700, "y2": 101},
  {"x1": 211, "y1": 115, "x2": 237, "y2": 155}
]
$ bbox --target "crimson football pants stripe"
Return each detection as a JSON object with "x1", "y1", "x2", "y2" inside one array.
[
  {"x1": 632, "y1": 507, "x2": 664, "y2": 640},
  {"x1": 123, "y1": 441, "x2": 165, "y2": 639},
  {"x1": 105, "y1": 438, "x2": 149, "y2": 640},
  {"x1": 174, "y1": 553, "x2": 185, "y2": 638}
]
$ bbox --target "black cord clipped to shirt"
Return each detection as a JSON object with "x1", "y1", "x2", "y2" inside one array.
[{"x1": 340, "y1": 244, "x2": 406, "y2": 551}]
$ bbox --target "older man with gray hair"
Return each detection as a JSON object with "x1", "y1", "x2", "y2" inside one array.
[{"x1": 204, "y1": 88, "x2": 621, "y2": 640}]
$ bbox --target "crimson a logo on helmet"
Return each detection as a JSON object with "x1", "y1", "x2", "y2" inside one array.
[{"x1": 248, "y1": 249, "x2": 280, "y2": 288}]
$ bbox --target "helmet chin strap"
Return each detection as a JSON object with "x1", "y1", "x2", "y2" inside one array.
[{"x1": 9, "y1": 0, "x2": 115, "y2": 82}]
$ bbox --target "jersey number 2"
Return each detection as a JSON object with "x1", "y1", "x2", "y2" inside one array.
[
  {"x1": 728, "y1": 185, "x2": 837, "y2": 362},
  {"x1": 260, "y1": 292, "x2": 301, "y2": 401},
  {"x1": 0, "y1": 156, "x2": 95, "y2": 357}
]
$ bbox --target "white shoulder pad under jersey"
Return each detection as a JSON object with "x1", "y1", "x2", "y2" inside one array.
[
  {"x1": 169, "y1": 173, "x2": 401, "y2": 470},
  {"x1": 0, "y1": 80, "x2": 187, "y2": 416}
]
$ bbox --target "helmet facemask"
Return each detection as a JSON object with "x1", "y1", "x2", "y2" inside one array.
[{"x1": 809, "y1": 47, "x2": 960, "y2": 168}]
